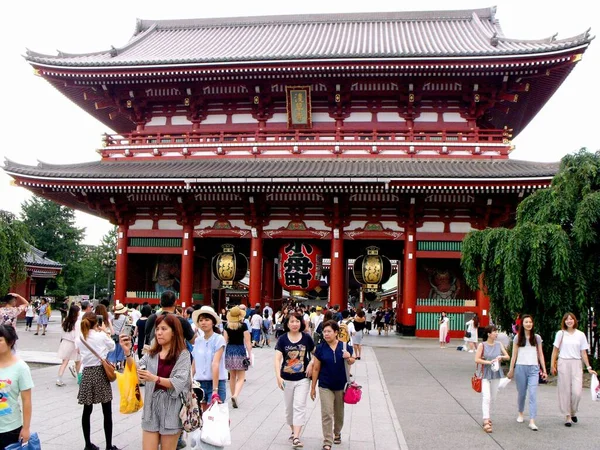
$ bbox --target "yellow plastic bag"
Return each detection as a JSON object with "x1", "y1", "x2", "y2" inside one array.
[{"x1": 117, "y1": 363, "x2": 143, "y2": 414}]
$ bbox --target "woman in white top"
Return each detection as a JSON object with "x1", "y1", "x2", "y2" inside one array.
[
  {"x1": 438, "y1": 311, "x2": 450, "y2": 348},
  {"x1": 75, "y1": 312, "x2": 119, "y2": 450},
  {"x1": 56, "y1": 304, "x2": 80, "y2": 386},
  {"x1": 25, "y1": 303, "x2": 35, "y2": 331},
  {"x1": 550, "y1": 312, "x2": 597, "y2": 427},
  {"x1": 507, "y1": 314, "x2": 546, "y2": 430},
  {"x1": 465, "y1": 313, "x2": 479, "y2": 352}
]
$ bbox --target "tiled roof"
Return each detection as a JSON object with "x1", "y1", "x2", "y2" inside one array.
[
  {"x1": 24, "y1": 245, "x2": 63, "y2": 269},
  {"x1": 3, "y1": 158, "x2": 559, "y2": 181},
  {"x1": 25, "y1": 8, "x2": 592, "y2": 67}
]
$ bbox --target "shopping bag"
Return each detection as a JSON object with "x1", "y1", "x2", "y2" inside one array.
[
  {"x1": 591, "y1": 374, "x2": 599, "y2": 402},
  {"x1": 188, "y1": 428, "x2": 224, "y2": 450},
  {"x1": 116, "y1": 363, "x2": 143, "y2": 414},
  {"x1": 200, "y1": 402, "x2": 232, "y2": 447},
  {"x1": 445, "y1": 334, "x2": 450, "y2": 344},
  {"x1": 5, "y1": 432, "x2": 42, "y2": 450}
]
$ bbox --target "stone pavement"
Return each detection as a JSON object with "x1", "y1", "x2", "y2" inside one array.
[
  {"x1": 15, "y1": 316, "x2": 600, "y2": 449},
  {"x1": 15, "y1": 315, "x2": 405, "y2": 450}
]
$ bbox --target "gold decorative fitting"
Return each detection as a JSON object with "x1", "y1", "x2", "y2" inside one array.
[
  {"x1": 474, "y1": 94, "x2": 480, "y2": 103},
  {"x1": 408, "y1": 93, "x2": 415, "y2": 103},
  {"x1": 253, "y1": 96, "x2": 260, "y2": 104},
  {"x1": 184, "y1": 98, "x2": 190, "y2": 106},
  {"x1": 572, "y1": 54, "x2": 583, "y2": 63},
  {"x1": 525, "y1": 83, "x2": 530, "y2": 92},
  {"x1": 366, "y1": 246, "x2": 380, "y2": 256},
  {"x1": 126, "y1": 100, "x2": 132, "y2": 108},
  {"x1": 335, "y1": 93, "x2": 341, "y2": 103}
]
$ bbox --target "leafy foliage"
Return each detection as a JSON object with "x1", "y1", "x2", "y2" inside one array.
[
  {"x1": 0, "y1": 210, "x2": 30, "y2": 294},
  {"x1": 462, "y1": 149, "x2": 600, "y2": 358},
  {"x1": 20, "y1": 197, "x2": 85, "y2": 297}
]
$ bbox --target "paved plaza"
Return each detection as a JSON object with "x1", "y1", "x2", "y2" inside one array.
[{"x1": 15, "y1": 315, "x2": 600, "y2": 449}]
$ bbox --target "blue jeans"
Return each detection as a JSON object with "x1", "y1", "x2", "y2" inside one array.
[
  {"x1": 515, "y1": 364, "x2": 539, "y2": 419},
  {"x1": 198, "y1": 379, "x2": 227, "y2": 402}
]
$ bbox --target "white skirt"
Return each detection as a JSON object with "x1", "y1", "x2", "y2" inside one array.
[{"x1": 57, "y1": 339, "x2": 79, "y2": 360}]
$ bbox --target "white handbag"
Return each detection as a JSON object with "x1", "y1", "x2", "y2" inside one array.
[{"x1": 200, "y1": 401, "x2": 232, "y2": 447}]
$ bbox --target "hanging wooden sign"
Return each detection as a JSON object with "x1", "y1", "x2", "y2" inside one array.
[{"x1": 285, "y1": 86, "x2": 312, "y2": 129}]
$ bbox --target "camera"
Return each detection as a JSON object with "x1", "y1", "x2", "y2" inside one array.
[{"x1": 96, "y1": 315, "x2": 104, "y2": 326}]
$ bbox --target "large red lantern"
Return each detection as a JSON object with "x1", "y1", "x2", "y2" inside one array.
[
  {"x1": 278, "y1": 242, "x2": 322, "y2": 297},
  {"x1": 353, "y1": 246, "x2": 392, "y2": 293},
  {"x1": 212, "y1": 243, "x2": 248, "y2": 289}
]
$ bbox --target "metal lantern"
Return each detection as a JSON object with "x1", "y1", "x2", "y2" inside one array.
[
  {"x1": 353, "y1": 246, "x2": 392, "y2": 292},
  {"x1": 278, "y1": 242, "x2": 323, "y2": 297},
  {"x1": 212, "y1": 243, "x2": 248, "y2": 288}
]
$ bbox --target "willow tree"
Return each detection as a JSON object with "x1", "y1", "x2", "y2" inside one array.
[{"x1": 461, "y1": 149, "x2": 600, "y2": 357}]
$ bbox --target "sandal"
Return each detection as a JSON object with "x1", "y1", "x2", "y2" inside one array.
[
  {"x1": 292, "y1": 437, "x2": 303, "y2": 448},
  {"x1": 333, "y1": 434, "x2": 341, "y2": 444},
  {"x1": 322, "y1": 446, "x2": 332, "y2": 450},
  {"x1": 483, "y1": 419, "x2": 493, "y2": 433}
]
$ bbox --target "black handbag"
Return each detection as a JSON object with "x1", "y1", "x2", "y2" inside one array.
[{"x1": 465, "y1": 331, "x2": 472, "y2": 338}]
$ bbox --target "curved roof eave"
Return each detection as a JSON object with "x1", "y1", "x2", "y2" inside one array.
[{"x1": 25, "y1": 43, "x2": 592, "y2": 73}]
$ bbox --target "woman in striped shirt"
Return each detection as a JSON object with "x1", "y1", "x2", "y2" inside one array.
[{"x1": 120, "y1": 313, "x2": 191, "y2": 450}]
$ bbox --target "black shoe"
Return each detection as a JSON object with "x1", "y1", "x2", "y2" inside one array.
[
  {"x1": 84, "y1": 445, "x2": 99, "y2": 450},
  {"x1": 571, "y1": 416, "x2": 578, "y2": 423},
  {"x1": 106, "y1": 446, "x2": 121, "y2": 450},
  {"x1": 565, "y1": 421, "x2": 572, "y2": 427}
]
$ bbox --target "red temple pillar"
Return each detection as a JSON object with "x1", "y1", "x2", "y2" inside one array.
[
  {"x1": 249, "y1": 228, "x2": 263, "y2": 307},
  {"x1": 402, "y1": 225, "x2": 417, "y2": 335},
  {"x1": 262, "y1": 258, "x2": 274, "y2": 302},
  {"x1": 329, "y1": 228, "x2": 345, "y2": 308},
  {"x1": 201, "y1": 258, "x2": 212, "y2": 306},
  {"x1": 115, "y1": 223, "x2": 129, "y2": 303},
  {"x1": 179, "y1": 224, "x2": 194, "y2": 307}
]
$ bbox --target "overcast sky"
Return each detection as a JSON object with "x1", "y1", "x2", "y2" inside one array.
[{"x1": 1, "y1": 0, "x2": 598, "y2": 245}]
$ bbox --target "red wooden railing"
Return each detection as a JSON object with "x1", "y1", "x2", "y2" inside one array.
[{"x1": 98, "y1": 128, "x2": 511, "y2": 158}]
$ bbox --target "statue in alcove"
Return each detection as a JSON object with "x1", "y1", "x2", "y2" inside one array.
[
  {"x1": 424, "y1": 267, "x2": 460, "y2": 299},
  {"x1": 153, "y1": 255, "x2": 181, "y2": 294}
]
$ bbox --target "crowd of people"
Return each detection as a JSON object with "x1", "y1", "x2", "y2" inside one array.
[{"x1": 1, "y1": 290, "x2": 598, "y2": 448}]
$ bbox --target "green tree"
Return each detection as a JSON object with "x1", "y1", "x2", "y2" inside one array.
[
  {"x1": 0, "y1": 210, "x2": 30, "y2": 294},
  {"x1": 461, "y1": 149, "x2": 599, "y2": 361},
  {"x1": 20, "y1": 197, "x2": 85, "y2": 297}
]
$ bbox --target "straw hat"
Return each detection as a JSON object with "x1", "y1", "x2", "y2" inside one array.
[
  {"x1": 114, "y1": 303, "x2": 128, "y2": 315},
  {"x1": 226, "y1": 306, "x2": 244, "y2": 323},
  {"x1": 192, "y1": 306, "x2": 221, "y2": 326}
]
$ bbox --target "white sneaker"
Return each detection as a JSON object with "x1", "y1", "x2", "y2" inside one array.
[
  {"x1": 69, "y1": 364, "x2": 77, "y2": 378},
  {"x1": 56, "y1": 380, "x2": 65, "y2": 387},
  {"x1": 516, "y1": 416, "x2": 524, "y2": 423},
  {"x1": 468, "y1": 349, "x2": 474, "y2": 353}
]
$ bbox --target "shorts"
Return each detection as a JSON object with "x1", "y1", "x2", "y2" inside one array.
[
  {"x1": 197, "y1": 379, "x2": 227, "y2": 402},
  {"x1": 251, "y1": 329, "x2": 261, "y2": 342},
  {"x1": 0, "y1": 426, "x2": 22, "y2": 449}
]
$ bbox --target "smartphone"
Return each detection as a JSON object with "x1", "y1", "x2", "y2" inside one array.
[
  {"x1": 122, "y1": 324, "x2": 133, "y2": 336},
  {"x1": 96, "y1": 315, "x2": 104, "y2": 326}
]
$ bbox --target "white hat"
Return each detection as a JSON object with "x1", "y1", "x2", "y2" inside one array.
[
  {"x1": 114, "y1": 303, "x2": 128, "y2": 315},
  {"x1": 192, "y1": 306, "x2": 221, "y2": 326}
]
